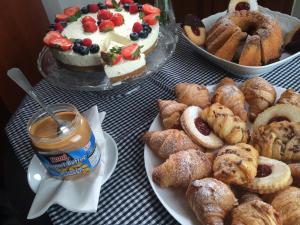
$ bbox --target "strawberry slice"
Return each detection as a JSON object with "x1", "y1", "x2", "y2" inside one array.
[
  {"x1": 64, "y1": 6, "x2": 80, "y2": 16},
  {"x1": 43, "y1": 31, "x2": 63, "y2": 45},
  {"x1": 49, "y1": 37, "x2": 73, "y2": 51},
  {"x1": 101, "y1": 52, "x2": 123, "y2": 65},
  {"x1": 142, "y1": 4, "x2": 161, "y2": 15},
  {"x1": 111, "y1": 13, "x2": 124, "y2": 26},
  {"x1": 121, "y1": 0, "x2": 134, "y2": 4},
  {"x1": 121, "y1": 43, "x2": 142, "y2": 60},
  {"x1": 97, "y1": 9, "x2": 113, "y2": 20},
  {"x1": 82, "y1": 16, "x2": 96, "y2": 24},
  {"x1": 55, "y1": 13, "x2": 69, "y2": 22},
  {"x1": 143, "y1": 13, "x2": 160, "y2": 26},
  {"x1": 99, "y1": 20, "x2": 115, "y2": 32},
  {"x1": 83, "y1": 21, "x2": 98, "y2": 33}
]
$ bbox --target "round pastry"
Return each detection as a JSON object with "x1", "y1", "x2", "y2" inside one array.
[
  {"x1": 278, "y1": 88, "x2": 300, "y2": 108},
  {"x1": 285, "y1": 25, "x2": 300, "y2": 54},
  {"x1": 206, "y1": 10, "x2": 282, "y2": 65},
  {"x1": 181, "y1": 106, "x2": 223, "y2": 149},
  {"x1": 183, "y1": 14, "x2": 206, "y2": 46},
  {"x1": 228, "y1": 0, "x2": 259, "y2": 13},
  {"x1": 253, "y1": 104, "x2": 300, "y2": 130},
  {"x1": 243, "y1": 156, "x2": 292, "y2": 194},
  {"x1": 213, "y1": 143, "x2": 259, "y2": 185}
]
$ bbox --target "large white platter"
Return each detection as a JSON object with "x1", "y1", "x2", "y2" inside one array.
[
  {"x1": 144, "y1": 84, "x2": 286, "y2": 225},
  {"x1": 182, "y1": 7, "x2": 300, "y2": 78}
]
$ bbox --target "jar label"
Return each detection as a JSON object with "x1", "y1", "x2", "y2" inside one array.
[{"x1": 36, "y1": 133, "x2": 100, "y2": 178}]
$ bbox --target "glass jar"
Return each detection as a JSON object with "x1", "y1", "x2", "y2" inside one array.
[{"x1": 27, "y1": 103, "x2": 100, "y2": 179}]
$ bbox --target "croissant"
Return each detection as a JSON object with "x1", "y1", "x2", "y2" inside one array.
[
  {"x1": 186, "y1": 178, "x2": 238, "y2": 225},
  {"x1": 158, "y1": 99, "x2": 187, "y2": 129},
  {"x1": 232, "y1": 199, "x2": 282, "y2": 225},
  {"x1": 271, "y1": 187, "x2": 300, "y2": 225},
  {"x1": 152, "y1": 149, "x2": 212, "y2": 188},
  {"x1": 213, "y1": 143, "x2": 259, "y2": 185},
  {"x1": 278, "y1": 89, "x2": 300, "y2": 108},
  {"x1": 212, "y1": 77, "x2": 248, "y2": 121},
  {"x1": 252, "y1": 121, "x2": 300, "y2": 161},
  {"x1": 143, "y1": 129, "x2": 201, "y2": 159},
  {"x1": 240, "y1": 77, "x2": 276, "y2": 121},
  {"x1": 289, "y1": 163, "x2": 300, "y2": 187},
  {"x1": 201, "y1": 103, "x2": 249, "y2": 144},
  {"x1": 175, "y1": 83, "x2": 210, "y2": 108}
]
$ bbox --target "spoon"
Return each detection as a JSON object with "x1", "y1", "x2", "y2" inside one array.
[{"x1": 7, "y1": 68, "x2": 69, "y2": 135}]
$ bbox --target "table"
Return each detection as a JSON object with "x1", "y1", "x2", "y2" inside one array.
[{"x1": 5, "y1": 32, "x2": 300, "y2": 225}]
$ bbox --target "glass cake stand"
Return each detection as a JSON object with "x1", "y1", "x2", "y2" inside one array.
[{"x1": 37, "y1": 24, "x2": 178, "y2": 91}]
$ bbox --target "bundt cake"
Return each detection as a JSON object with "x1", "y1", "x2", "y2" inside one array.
[{"x1": 206, "y1": 10, "x2": 283, "y2": 66}]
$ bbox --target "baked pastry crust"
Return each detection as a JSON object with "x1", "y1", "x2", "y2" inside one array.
[
  {"x1": 143, "y1": 129, "x2": 201, "y2": 159},
  {"x1": 152, "y1": 149, "x2": 212, "y2": 188},
  {"x1": 240, "y1": 77, "x2": 276, "y2": 121},
  {"x1": 289, "y1": 163, "x2": 300, "y2": 187},
  {"x1": 278, "y1": 89, "x2": 300, "y2": 108},
  {"x1": 213, "y1": 143, "x2": 259, "y2": 185},
  {"x1": 186, "y1": 178, "x2": 238, "y2": 225},
  {"x1": 212, "y1": 77, "x2": 248, "y2": 121},
  {"x1": 252, "y1": 121, "x2": 300, "y2": 161},
  {"x1": 271, "y1": 187, "x2": 300, "y2": 225},
  {"x1": 175, "y1": 83, "x2": 210, "y2": 108},
  {"x1": 201, "y1": 103, "x2": 249, "y2": 144},
  {"x1": 158, "y1": 99, "x2": 187, "y2": 129},
  {"x1": 243, "y1": 156, "x2": 292, "y2": 194}
]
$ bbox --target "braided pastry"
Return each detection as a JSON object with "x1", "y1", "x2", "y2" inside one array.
[
  {"x1": 158, "y1": 99, "x2": 187, "y2": 129},
  {"x1": 175, "y1": 83, "x2": 210, "y2": 108},
  {"x1": 213, "y1": 143, "x2": 259, "y2": 185},
  {"x1": 152, "y1": 149, "x2": 212, "y2": 188},
  {"x1": 143, "y1": 129, "x2": 201, "y2": 159},
  {"x1": 252, "y1": 121, "x2": 300, "y2": 161},
  {"x1": 240, "y1": 77, "x2": 276, "y2": 121},
  {"x1": 201, "y1": 103, "x2": 249, "y2": 144},
  {"x1": 186, "y1": 178, "x2": 238, "y2": 225},
  {"x1": 271, "y1": 187, "x2": 300, "y2": 225}
]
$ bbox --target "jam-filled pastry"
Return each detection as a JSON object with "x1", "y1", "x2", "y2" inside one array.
[
  {"x1": 201, "y1": 103, "x2": 249, "y2": 144},
  {"x1": 228, "y1": 0, "x2": 259, "y2": 13},
  {"x1": 175, "y1": 83, "x2": 210, "y2": 108},
  {"x1": 158, "y1": 99, "x2": 187, "y2": 129},
  {"x1": 213, "y1": 77, "x2": 248, "y2": 121},
  {"x1": 152, "y1": 149, "x2": 212, "y2": 188},
  {"x1": 143, "y1": 129, "x2": 202, "y2": 159},
  {"x1": 183, "y1": 14, "x2": 206, "y2": 46},
  {"x1": 271, "y1": 187, "x2": 300, "y2": 225},
  {"x1": 231, "y1": 199, "x2": 281, "y2": 225},
  {"x1": 213, "y1": 143, "x2": 259, "y2": 185},
  {"x1": 181, "y1": 106, "x2": 223, "y2": 149},
  {"x1": 288, "y1": 163, "x2": 300, "y2": 187},
  {"x1": 186, "y1": 178, "x2": 238, "y2": 225},
  {"x1": 253, "y1": 104, "x2": 300, "y2": 130},
  {"x1": 240, "y1": 77, "x2": 276, "y2": 121},
  {"x1": 252, "y1": 121, "x2": 300, "y2": 161},
  {"x1": 278, "y1": 89, "x2": 300, "y2": 108},
  {"x1": 243, "y1": 156, "x2": 292, "y2": 194}
]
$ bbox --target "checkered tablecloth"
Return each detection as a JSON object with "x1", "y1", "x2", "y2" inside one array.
[{"x1": 5, "y1": 31, "x2": 300, "y2": 225}]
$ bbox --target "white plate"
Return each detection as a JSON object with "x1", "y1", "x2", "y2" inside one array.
[
  {"x1": 144, "y1": 84, "x2": 286, "y2": 225},
  {"x1": 182, "y1": 6, "x2": 300, "y2": 78},
  {"x1": 27, "y1": 131, "x2": 118, "y2": 193}
]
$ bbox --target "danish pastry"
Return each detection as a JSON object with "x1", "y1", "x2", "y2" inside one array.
[
  {"x1": 243, "y1": 156, "x2": 292, "y2": 194},
  {"x1": 158, "y1": 99, "x2": 187, "y2": 129},
  {"x1": 201, "y1": 103, "x2": 249, "y2": 144},
  {"x1": 152, "y1": 149, "x2": 212, "y2": 188},
  {"x1": 181, "y1": 106, "x2": 223, "y2": 149},
  {"x1": 183, "y1": 14, "x2": 206, "y2": 46},
  {"x1": 143, "y1": 129, "x2": 201, "y2": 159},
  {"x1": 240, "y1": 77, "x2": 276, "y2": 121},
  {"x1": 278, "y1": 88, "x2": 300, "y2": 108},
  {"x1": 271, "y1": 187, "x2": 300, "y2": 225},
  {"x1": 175, "y1": 83, "x2": 210, "y2": 108},
  {"x1": 186, "y1": 178, "x2": 238, "y2": 225},
  {"x1": 252, "y1": 121, "x2": 300, "y2": 161},
  {"x1": 212, "y1": 77, "x2": 248, "y2": 121},
  {"x1": 213, "y1": 143, "x2": 259, "y2": 185}
]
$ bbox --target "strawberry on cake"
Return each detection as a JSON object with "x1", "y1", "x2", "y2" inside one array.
[{"x1": 43, "y1": 0, "x2": 160, "y2": 83}]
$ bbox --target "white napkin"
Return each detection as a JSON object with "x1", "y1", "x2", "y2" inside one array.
[{"x1": 27, "y1": 106, "x2": 106, "y2": 219}]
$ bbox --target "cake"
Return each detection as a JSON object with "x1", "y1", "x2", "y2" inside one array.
[
  {"x1": 206, "y1": 5, "x2": 283, "y2": 66},
  {"x1": 42, "y1": 1, "x2": 161, "y2": 83}
]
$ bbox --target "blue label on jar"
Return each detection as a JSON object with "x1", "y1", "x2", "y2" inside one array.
[{"x1": 36, "y1": 132, "x2": 100, "y2": 178}]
